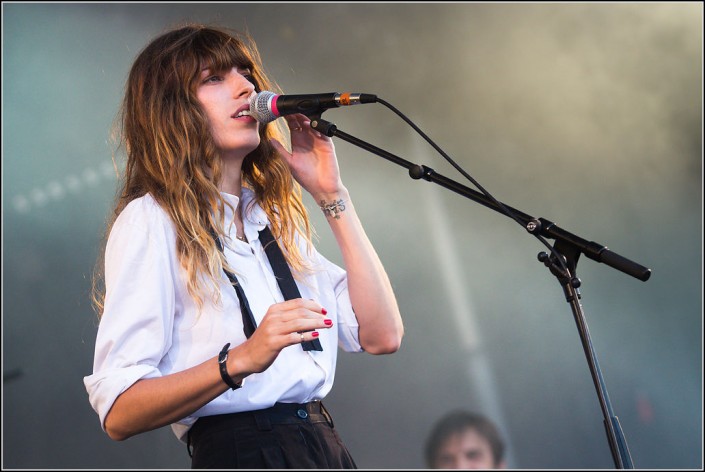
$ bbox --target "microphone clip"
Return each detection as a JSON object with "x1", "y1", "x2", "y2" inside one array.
[{"x1": 310, "y1": 118, "x2": 337, "y2": 137}]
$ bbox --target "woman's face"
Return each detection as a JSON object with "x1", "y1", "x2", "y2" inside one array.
[{"x1": 197, "y1": 65, "x2": 260, "y2": 159}]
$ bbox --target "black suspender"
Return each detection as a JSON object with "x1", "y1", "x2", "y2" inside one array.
[{"x1": 214, "y1": 225, "x2": 323, "y2": 351}]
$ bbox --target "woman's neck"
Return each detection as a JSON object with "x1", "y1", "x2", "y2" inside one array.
[
  {"x1": 218, "y1": 155, "x2": 244, "y2": 197},
  {"x1": 218, "y1": 155, "x2": 247, "y2": 238}
]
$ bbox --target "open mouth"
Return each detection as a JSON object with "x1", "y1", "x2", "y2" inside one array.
[{"x1": 233, "y1": 109, "x2": 252, "y2": 119}]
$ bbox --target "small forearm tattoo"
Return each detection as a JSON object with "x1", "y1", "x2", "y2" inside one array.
[{"x1": 319, "y1": 198, "x2": 346, "y2": 219}]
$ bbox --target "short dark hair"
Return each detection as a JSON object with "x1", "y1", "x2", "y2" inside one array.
[{"x1": 425, "y1": 410, "x2": 505, "y2": 467}]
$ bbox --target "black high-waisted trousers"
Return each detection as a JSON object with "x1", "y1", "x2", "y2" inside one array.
[{"x1": 188, "y1": 401, "x2": 358, "y2": 469}]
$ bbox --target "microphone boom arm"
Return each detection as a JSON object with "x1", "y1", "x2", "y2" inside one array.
[{"x1": 309, "y1": 117, "x2": 650, "y2": 282}]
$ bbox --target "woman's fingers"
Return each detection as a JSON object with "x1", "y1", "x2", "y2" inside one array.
[
  {"x1": 238, "y1": 301, "x2": 331, "y2": 373},
  {"x1": 262, "y1": 298, "x2": 332, "y2": 334},
  {"x1": 292, "y1": 330, "x2": 321, "y2": 345}
]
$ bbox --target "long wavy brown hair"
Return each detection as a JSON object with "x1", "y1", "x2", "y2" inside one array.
[{"x1": 92, "y1": 23, "x2": 312, "y2": 316}]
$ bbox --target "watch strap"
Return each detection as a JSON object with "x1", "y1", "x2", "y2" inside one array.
[{"x1": 218, "y1": 343, "x2": 242, "y2": 390}]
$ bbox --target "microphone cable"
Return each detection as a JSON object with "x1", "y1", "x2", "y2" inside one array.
[{"x1": 373, "y1": 96, "x2": 573, "y2": 280}]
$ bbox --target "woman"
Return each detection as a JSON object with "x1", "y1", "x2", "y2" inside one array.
[{"x1": 84, "y1": 23, "x2": 403, "y2": 469}]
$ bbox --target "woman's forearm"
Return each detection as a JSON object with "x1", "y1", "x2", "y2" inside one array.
[
  {"x1": 103, "y1": 349, "x2": 247, "y2": 441},
  {"x1": 316, "y1": 188, "x2": 404, "y2": 354}
]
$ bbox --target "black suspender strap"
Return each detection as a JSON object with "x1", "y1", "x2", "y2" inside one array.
[
  {"x1": 212, "y1": 225, "x2": 323, "y2": 351},
  {"x1": 213, "y1": 234, "x2": 258, "y2": 339},
  {"x1": 258, "y1": 226, "x2": 323, "y2": 351}
]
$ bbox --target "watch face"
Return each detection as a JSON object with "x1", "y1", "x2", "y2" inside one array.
[{"x1": 219, "y1": 343, "x2": 231, "y2": 363}]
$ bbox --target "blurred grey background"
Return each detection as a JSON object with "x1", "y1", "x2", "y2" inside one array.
[{"x1": 2, "y1": 2, "x2": 702, "y2": 469}]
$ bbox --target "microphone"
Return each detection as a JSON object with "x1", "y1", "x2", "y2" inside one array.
[{"x1": 249, "y1": 90, "x2": 377, "y2": 123}]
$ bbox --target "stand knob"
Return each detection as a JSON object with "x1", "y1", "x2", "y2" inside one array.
[{"x1": 526, "y1": 219, "x2": 542, "y2": 234}]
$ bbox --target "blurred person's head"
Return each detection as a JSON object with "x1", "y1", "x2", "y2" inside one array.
[{"x1": 425, "y1": 410, "x2": 506, "y2": 469}]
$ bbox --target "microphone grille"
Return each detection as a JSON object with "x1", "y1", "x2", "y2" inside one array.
[{"x1": 249, "y1": 91, "x2": 278, "y2": 124}]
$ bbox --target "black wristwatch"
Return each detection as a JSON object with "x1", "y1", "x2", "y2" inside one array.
[{"x1": 218, "y1": 343, "x2": 242, "y2": 390}]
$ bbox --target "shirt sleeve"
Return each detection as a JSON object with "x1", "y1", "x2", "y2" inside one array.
[
  {"x1": 83, "y1": 198, "x2": 177, "y2": 430},
  {"x1": 318, "y1": 255, "x2": 364, "y2": 353}
]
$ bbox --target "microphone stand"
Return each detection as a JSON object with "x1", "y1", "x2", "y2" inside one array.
[{"x1": 309, "y1": 116, "x2": 650, "y2": 469}]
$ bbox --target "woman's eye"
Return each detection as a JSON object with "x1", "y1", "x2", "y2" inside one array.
[
  {"x1": 203, "y1": 75, "x2": 223, "y2": 84},
  {"x1": 238, "y1": 69, "x2": 255, "y2": 84},
  {"x1": 242, "y1": 73, "x2": 259, "y2": 92}
]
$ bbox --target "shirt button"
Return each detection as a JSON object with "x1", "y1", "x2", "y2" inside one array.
[{"x1": 296, "y1": 409, "x2": 308, "y2": 419}]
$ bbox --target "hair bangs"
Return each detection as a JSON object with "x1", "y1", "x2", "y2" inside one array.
[{"x1": 193, "y1": 30, "x2": 255, "y2": 75}]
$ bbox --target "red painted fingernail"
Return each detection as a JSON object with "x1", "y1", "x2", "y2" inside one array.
[
  {"x1": 321, "y1": 308, "x2": 328, "y2": 315},
  {"x1": 324, "y1": 319, "x2": 333, "y2": 326},
  {"x1": 312, "y1": 331, "x2": 319, "y2": 337}
]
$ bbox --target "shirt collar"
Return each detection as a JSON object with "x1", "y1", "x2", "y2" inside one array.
[{"x1": 220, "y1": 188, "x2": 269, "y2": 242}]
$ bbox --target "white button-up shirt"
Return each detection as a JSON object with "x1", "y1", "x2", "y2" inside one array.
[{"x1": 84, "y1": 188, "x2": 362, "y2": 442}]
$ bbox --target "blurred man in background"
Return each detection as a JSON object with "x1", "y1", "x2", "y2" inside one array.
[{"x1": 425, "y1": 410, "x2": 507, "y2": 469}]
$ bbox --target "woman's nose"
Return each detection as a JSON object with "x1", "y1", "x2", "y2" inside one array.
[{"x1": 232, "y1": 73, "x2": 254, "y2": 98}]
